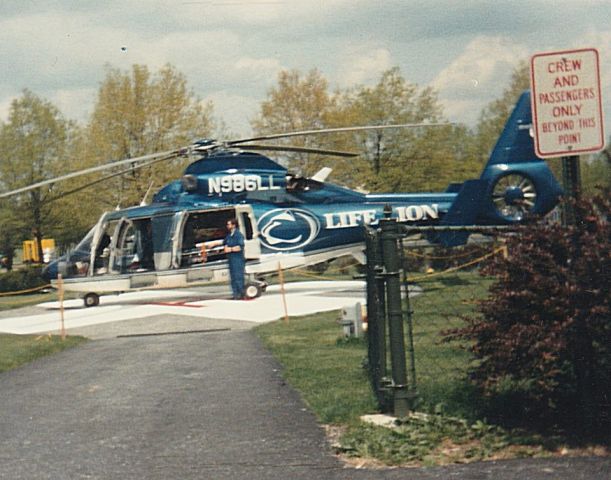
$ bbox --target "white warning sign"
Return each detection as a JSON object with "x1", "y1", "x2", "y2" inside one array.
[{"x1": 530, "y1": 48, "x2": 605, "y2": 158}]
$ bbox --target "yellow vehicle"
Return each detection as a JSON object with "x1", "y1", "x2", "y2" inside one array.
[{"x1": 22, "y1": 238, "x2": 56, "y2": 264}]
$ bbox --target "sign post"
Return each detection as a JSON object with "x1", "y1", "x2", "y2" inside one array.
[{"x1": 530, "y1": 48, "x2": 605, "y2": 224}]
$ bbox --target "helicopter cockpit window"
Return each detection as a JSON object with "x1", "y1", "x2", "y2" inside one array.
[{"x1": 180, "y1": 209, "x2": 235, "y2": 267}]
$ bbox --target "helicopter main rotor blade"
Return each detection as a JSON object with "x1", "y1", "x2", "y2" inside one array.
[
  {"x1": 238, "y1": 144, "x2": 359, "y2": 157},
  {"x1": 0, "y1": 143, "x2": 219, "y2": 199},
  {"x1": 0, "y1": 149, "x2": 176, "y2": 199},
  {"x1": 228, "y1": 122, "x2": 453, "y2": 146},
  {"x1": 45, "y1": 152, "x2": 179, "y2": 203},
  {"x1": 0, "y1": 122, "x2": 451, "y2": 200}
]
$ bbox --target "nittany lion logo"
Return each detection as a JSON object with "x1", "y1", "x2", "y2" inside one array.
[{"x1": 257, "y1": 208, "x2": 320, "y2": 251}]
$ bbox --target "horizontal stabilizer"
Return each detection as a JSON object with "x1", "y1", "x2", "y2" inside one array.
[
  {"x1": 436, "y1": 179, "x2": 486, "y2": 246},
  {"x1": 444, "y1": 182, "x2": 463, "y2": 193}
]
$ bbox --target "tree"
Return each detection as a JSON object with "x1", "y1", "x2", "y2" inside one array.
[
  {"x1": 334, "y1": 67, "x2": 475, "y2": 191},
  {"x1": 0, "y1": 207, "x2": 22, "y2": 270},
  {"x1": 251, "y1": 69, "x2": 337, "y2": 176},
  {"x1": 581, "y1": 143, "x2": 611, "y2": 196},
  {"x1": 252, "y1": 67, "x2": 470, "y2": 192},
  {"x1": 42, "y1": 128, "x2": 103, "y2": 247},
  {"x1": 0, "y1": 90, "x2": 77, "y2": 262},
  {"x1": 85, "y1": 64, "x2": 216, "y2": 209}
]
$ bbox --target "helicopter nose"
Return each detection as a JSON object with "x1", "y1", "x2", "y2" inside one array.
[{"x1": 41, "y1": 260, "x2": 59, "y2": 281}]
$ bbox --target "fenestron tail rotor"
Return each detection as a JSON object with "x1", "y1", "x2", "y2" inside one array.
[{"x1": 491, "y1": 173, "x2": 538, "y2": 221}]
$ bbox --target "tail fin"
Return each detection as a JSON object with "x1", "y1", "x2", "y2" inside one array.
[
  {"x1": 478, "y1": 91, "x2": 563, "y2": 224},
  {"x1": 483, "y1": 91, "x2": 541, "y2": 168}
]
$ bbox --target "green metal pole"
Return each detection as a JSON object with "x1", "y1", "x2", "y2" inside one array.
[
  {"x1": 380, "y1": 205, "x2": 410, "y2": 417},
  {"x1": 562, "y1": 155, "x2": 581, "y2": 226},
  {"x1": 365, "y1": 227, "x2": 383, "y2": 407},
  {"x1": 374, "y1": 231, "x2": 389, "y2": 410},
  {"x1": 400, "y1": 248, "x2": 418, "y2": 404}
]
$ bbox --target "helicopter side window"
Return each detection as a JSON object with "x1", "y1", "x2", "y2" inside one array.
[
  {"x1": 151, "y1": 214, "x2": 174, "y2": 270},
  {"x1": 135, "y1": 219, "x2": 154, "y2": 270}
]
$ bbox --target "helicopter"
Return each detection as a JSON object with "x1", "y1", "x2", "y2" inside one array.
[{"x1": 2, "y1": 91, "x2": 562, "y2": 306}]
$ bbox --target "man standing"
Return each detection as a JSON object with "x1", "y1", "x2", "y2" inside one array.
[{"x1": 223, "y1": 218, "x2": 245, "y2": 300}]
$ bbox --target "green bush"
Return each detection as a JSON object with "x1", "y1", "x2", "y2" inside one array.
[
  {"x1": 0, "y1": 266, "x2": 47, "y2": 293},
  {"x1": 445, "y1": 194, "x2": 610, "y2": 441}
]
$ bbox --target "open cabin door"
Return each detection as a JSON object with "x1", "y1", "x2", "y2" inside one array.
[
  {"x1": 171, "y1": 211, "x2": 188, "y2": 269},
  {"x1": 174, "y1": 206, "x2": 261, "y2": 267},
  {"x1": 235, "y1": 205, "x2": 261, "y2": 260},
  {"x1": 88, "y1": 212, "x2": 111, "y2": 276}
]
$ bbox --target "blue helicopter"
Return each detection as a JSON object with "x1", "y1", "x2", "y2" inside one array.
[{"x1": 8, "y1": 91, "x2": 561, "y2": 306}]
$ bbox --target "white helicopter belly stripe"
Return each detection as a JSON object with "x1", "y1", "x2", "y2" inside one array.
[{"x1": 54, "y1": 241, "x2": 364, "y2": 294}]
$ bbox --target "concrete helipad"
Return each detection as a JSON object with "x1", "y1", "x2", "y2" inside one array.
[{"x1": 0, "y1": 281, "x2": 367, "y2": 336}]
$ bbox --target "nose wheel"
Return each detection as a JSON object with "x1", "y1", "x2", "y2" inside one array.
[{"x1": 83, "y1": 292, "x2": 100, "y2": 307}]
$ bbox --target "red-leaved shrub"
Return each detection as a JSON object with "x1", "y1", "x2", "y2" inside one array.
[{"x1": 446, "y1": 194, "x2": 609, "y2": 440}]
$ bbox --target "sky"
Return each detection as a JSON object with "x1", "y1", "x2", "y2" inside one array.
[{"x1": 1, "y1": 0, "x2": 610, "y2": 137}]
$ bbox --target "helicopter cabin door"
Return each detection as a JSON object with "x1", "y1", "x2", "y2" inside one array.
[
  {"x1": 176, "y1": 207, "x2": 260, "y2": 268},
  {"x1": 235, "y1": 205, "x2": 261, "y2": 260}
]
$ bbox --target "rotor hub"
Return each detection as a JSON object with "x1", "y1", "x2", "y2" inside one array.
[
  {"x1": 503, "y1": 186, "x2": 525, "y2": 205},
  {"x1": 492, "y1": 173, "x2": 538, "y2": 221}
]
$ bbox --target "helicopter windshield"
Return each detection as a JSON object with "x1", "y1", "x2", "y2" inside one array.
[{"x1": 73, "y1": 226, "x2": 95, "y2": 254}]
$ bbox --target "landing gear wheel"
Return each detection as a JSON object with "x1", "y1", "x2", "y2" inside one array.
[
  {"x1": 244, "y1": 282, "x2": 263, "y2": 300},
  {"x1": 491, "y1": 173, "x2": 538, "y2": 221},
  {"x1": 84, "y1": 292, "x2": 100, "y2": 308}
]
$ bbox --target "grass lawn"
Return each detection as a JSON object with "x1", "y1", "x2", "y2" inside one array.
[
  {"x1": 0, "y1": 333, "x2": 87, "y2": 373},
  {"x1": 0, "y1": 287, "x2": 86, "y2": 373},
  {"x1": 255, "y1": 270, "x2": 596, "y2": 466},
  {"x1": 407, "y1": 271, "x2": 493, "y2": 419},
  {"x1": 257, "y1": 310, "x2": 378, "y2": 424}
]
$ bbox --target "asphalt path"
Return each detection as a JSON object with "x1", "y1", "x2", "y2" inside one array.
[{"x1": 0, "y1": 284, "x2": 608, "y2": 479}]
